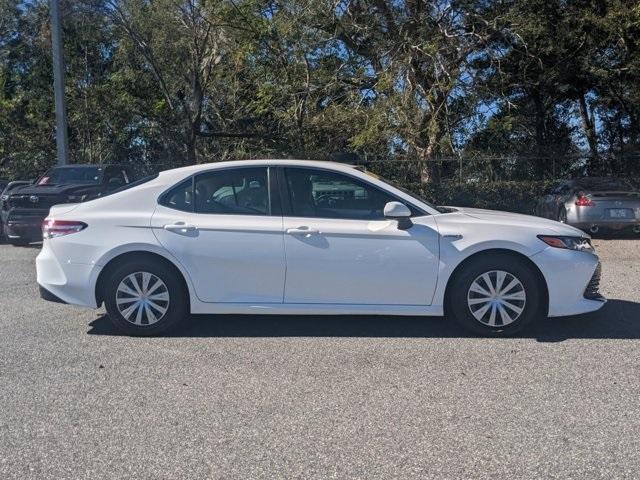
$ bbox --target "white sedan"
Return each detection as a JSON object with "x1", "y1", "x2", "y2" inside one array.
[{"x1": 36, "y1": 159, "x2": 605, "y2": 336}]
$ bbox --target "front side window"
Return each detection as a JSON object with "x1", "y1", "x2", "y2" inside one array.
[{"x1": 284, "y1": 168, "x2": 409, "y2": 220}]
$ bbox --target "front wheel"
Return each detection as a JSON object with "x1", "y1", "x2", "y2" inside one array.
[
  {"x1": 446, "y1": 254, "x2": 542, "y2": 336},
  {"x1": 103, "y1": 260, "x2": 188, "y2": 336}
]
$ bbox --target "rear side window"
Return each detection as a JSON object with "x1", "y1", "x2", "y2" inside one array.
[
  {"x1": 159, "y1": 179, "x2": 193, "y2": 212},
  {"x1": 195, "y1": 168, "x2": 269, "y2": 215},
  {"x1": 159, "y1": 167, "x2": 271, "y2": 215}
]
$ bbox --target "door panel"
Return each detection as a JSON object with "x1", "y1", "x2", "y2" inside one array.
[
  {"x1": 151, "y1": 167, "x2": 285, "y2": 304},
  {"x1": 152, "y1": 205, "x2": 285, "y2": 303},
  {"x1": 282, "y1": 216, "x2": 440, "y2": 305}
]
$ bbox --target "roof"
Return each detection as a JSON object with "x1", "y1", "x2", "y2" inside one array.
[{"x1": 158, "y1": 159, "x2": 360, "y2": 178}]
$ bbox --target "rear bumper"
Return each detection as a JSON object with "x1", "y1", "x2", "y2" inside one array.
[
  {"x1": 566, "y1": 205, "x2": 640, "y2": 230},
  {"x1": 6, "y1": 210, "x2": 47, "y2": 241},
  {"x1": 569, "y1": 220, "x2": 639, "y2": 231},
  {"x1": 39, "y1": 285, "x2": 67, "y2": 304},
  {"x1": 36, "y1": 241, "x2": 101, "y2": 308}
]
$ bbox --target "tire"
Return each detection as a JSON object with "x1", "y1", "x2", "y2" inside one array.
[
  {"x1": 446, "y1": 253, "x2": 542, "y2": 336},
  {"x1": 103, "y1": 260, "x2": 188, "y2": 336},
  {"x1": 9, "y1": 239, "x2": 30, "y2": 247}
]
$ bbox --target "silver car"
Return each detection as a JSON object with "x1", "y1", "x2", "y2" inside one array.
[{"x1": 535, "y1": 177, "x2": 640, "y2": 235}]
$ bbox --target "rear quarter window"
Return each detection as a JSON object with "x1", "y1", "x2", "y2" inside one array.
[{"x1": 158, "y1": 178, "x2": 194, "y2": 212}]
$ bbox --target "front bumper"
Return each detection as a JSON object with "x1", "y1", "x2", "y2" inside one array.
[{"x1": 530, "y1": 247, "x2": 606, "y2": 317}]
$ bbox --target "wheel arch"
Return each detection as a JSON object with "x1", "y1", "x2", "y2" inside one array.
[
  {"x1": 443, "y1": 248, "x2": 549, "y2": 317},
  {"x1": 95, "y1": 250, "x2": 191, "y2": 308}
]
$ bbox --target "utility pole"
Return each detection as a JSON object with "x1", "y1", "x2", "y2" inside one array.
[{"x1": 50, "y1": 0, "x2": 69, "y2": 166}]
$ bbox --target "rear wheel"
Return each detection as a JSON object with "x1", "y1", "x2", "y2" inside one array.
[
  {"x1": 103, "y1": 260, "x2": 188, "y2": 336},
  {"x1": 446, "y1": 254, "x2": 542, "y2": 336}
]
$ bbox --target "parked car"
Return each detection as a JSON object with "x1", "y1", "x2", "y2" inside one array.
[
  {"x1": 535, "y1": 177, "x2": 640, "y2": 235},
  {"x1": 36, "y1": 159, "x2": 605, "y2": 337},
  {"x1": 5, "y1": 164, "x2": 136, "y2": 245},
  {"x1": 1, "y1": 180, "x2": 31, "y2": 242}
]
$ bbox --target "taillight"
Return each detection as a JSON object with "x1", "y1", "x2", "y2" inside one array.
[
  {"x1": 575, "y1": 195, "x2": 595, "y2": 207},
  {"x1": 42, "y1": 218, "x2": 88, "y2": 239}
]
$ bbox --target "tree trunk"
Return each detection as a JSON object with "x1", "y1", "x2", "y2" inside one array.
[
  {"x1": 419, "y1": 118, "x2": 442, "y2": 184},
  {"x1": 532, "y1": 91, "x2": 547, "y2": 179},
  {"x1": 577, "y1": 93, "x2": 599, "y2": 172},
  {"x1": 185, "y1": 129, "x2": 197, "y2": 165}
]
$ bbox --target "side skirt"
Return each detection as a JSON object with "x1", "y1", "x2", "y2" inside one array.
[{"x1": 189, "y1": 301, "x2": 444, "y2": 316}]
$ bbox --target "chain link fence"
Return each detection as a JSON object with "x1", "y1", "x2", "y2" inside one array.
[{"x1": 115, "y1": 153, "x2": 639, "y2": 215}]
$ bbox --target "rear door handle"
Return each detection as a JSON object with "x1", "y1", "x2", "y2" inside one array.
[
  {"x1": 164, "y1": 222, "x2": 197, "y2": 232},
  {"x1": 286, "y1": 227, "x2": 320, "y2": 236}
]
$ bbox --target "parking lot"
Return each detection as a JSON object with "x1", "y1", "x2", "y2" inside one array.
[{"x1": 1, "y1": 239, "x2": 639, "y2": 479}]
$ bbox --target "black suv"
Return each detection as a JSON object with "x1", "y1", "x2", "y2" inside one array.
[
  {"x1": 1, "y1": 180, "x2": 32, "y2": 242},
  {"x1": 5, "y1": 165, "x2": 136, "y2": 245}
]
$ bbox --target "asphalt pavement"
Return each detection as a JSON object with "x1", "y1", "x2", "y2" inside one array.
[{"x1": 1, "y1": 239, "x2": 639, "y2": 479}]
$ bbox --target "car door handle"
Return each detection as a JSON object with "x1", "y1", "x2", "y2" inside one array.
[
  {"x1": 164, "y1": 223, "x2": 197, "y2": 232},
  {"x1": 286, "y1": 227, "x2": 320, "y2": 236}
]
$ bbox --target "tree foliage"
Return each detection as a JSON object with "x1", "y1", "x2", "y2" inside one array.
[{"x1": 1, "y1": 0, "x2": 640, "y2": 181}]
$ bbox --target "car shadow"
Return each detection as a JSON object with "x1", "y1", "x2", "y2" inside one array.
[
  {"x1": 591, "y1": 231, "x2": 639, "y2": 240},
  {"x1": 87, "y1": 299, "x2": 640, "y2": 342}
]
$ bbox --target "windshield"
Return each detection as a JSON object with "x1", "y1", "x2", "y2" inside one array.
[
  {"x1": 361, "y1": 169, "x2": 448, "y2": 213},
  {"x1": 37, "y1": 167, "x2": 103, "y2": 185}
]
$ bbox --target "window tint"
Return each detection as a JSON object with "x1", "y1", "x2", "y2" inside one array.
[
  {"x1": 194, "y1": 168, "x2": 269, "y2": 215},
  {"x1": 160, "y1": 179, "x2": 193, "y2": 212},
  {"x1": 104, "y1": 167, "x2": 130, "y2": 190},
  {"x1": 37, "y1": 166, "x2": 103, "y2": 185},
  {"x1": 284, "y1": 168, "x2": 403, "y2": 220}
]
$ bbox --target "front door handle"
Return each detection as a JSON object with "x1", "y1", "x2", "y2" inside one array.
[
  {"x1": 164, "y1": 222, "x2": 197, "y2": 232},
  {"x1": 286, "y1": 227, "x2": 320, "y2": 236}
]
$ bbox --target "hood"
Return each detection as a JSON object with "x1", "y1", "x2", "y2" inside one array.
[
  {"x1": 12, "y1": 183, "x2": 100, "y2": 196},
  {"x1": 442, "y1": 206, "x2": 588, "y2": 236}
]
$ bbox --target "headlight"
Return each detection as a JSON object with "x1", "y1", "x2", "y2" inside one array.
[
  {"x1": 67, "y1": 194, "x2": 87, "y2": 203},
  {"x1": 537, "y1": 235, "x2": 594, "y2": 252}
]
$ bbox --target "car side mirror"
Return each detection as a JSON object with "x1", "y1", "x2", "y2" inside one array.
[{"x1": 384, "y1": 201, "x2": 413, "y2": 230}]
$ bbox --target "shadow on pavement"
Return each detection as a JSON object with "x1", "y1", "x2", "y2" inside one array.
[
  {"x1": 591, "y1": 231, "x2": 640, "y2": 240},
  {"x1": 87, "y1": 299, "x2": 640, "y2": 342}
]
